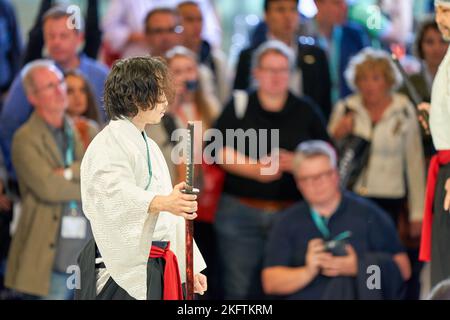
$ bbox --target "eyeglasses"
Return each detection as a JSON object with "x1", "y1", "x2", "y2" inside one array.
[
  {"x1": 258, "y1": 67, "x2": 290, "y2": 75},
  {"x1": 147, "y1": 25, "x2": 183, "y2": 35},
  {"x1": 34, "y1": 79, "x2": 66, "y2": 94},
  {"x1": 296, "y1": 169, "x2": 335, "y2": 184}
]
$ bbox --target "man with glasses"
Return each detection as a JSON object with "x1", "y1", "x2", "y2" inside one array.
[
  {"x1": 177, "y1": 1, "x2": 230, "y2": 105},
  {"x1": 144, "y1": 7, "x2": 182, "y2": 58},
  {"x1": 233, "y1": 0, "x2": 332, "y2": 121},
  {"x1": 262, "y1": 140, "x2": 411, "y2": 299},
  {"x1": 101, "y1": 0, "x2": 222, "y2": 59},
  {"x1": 213, "y1": 41, "x2": 329, "y2": 299},
  {"x1": 0, "y1": 5, "x2": 109, "y2": 182},
  {"x1": 4, "y1": 60, "x2": 92, "y2": 300}
]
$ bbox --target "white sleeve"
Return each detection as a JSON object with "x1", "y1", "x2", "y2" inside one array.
[
  {"x1": 198, "y1": 0, "x2": 222, "y2": 48},
  {"x1": 388, "y1": 0, "x2": 413, "y2": 43},
  {"x1": 81, "y1": 142, "x2": 158, "y2": 300},
  {"x1": 101, "y1": 0, "x2": 132, "y2": 53}
]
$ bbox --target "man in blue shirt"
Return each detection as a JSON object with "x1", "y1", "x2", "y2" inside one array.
[
  {"x1": 262, "y1": 140, "x2": 411, "y2": 299},
  {"x1": 0, "y1": 5, "x2": 108, "y2": 179},
  {"x1": 299, "y1": 0, "x2": 370, "y2": 104}
]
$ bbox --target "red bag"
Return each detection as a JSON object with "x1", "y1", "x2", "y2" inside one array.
[{"x1": 197, "y1": 163, "x2": 225, "y2": 223}]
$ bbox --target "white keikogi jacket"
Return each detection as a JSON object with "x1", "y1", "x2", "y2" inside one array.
[
  {"x1": 80, "y1": 118, "x2": 206, "y2": 300},
  {"x1": 430, "y1": 45, "x2": 450, "y2": 150}
]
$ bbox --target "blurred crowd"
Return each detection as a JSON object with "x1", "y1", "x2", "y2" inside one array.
[{"x1": 0, "y1": 0, "x2": 448, "y2": 300}]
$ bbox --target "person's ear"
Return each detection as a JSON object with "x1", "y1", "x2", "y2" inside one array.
[{"x1": 26, "y1": 92, "x2": 38, "y2": 108}]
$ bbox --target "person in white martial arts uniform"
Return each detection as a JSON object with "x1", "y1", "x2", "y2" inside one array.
[
  {"x1": 77, "y1": 56, "x2": 207, "y2": 300},
  {"x1": 418, "y1": 0, "x2": 450, "y2": 289}
]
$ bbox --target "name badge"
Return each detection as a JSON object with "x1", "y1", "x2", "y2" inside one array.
[{"x1": 61, "y1": 216, "x2": 87, "y2": 239}]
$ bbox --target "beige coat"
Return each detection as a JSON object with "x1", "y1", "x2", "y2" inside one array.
[
  {"x1": 5, "y1": 112, "x2": 84, "y2": 297},
  {"x1": 430, "y1": 45, "x2": 450, "y2": 150}
]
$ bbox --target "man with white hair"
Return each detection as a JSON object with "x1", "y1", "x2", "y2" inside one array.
[
  {"x1": 262, "y1": 140, "x2": 411, "y2": 299},
  {"x1": 4, "y1": 60, "x2": 92, "y2": 299},
  {"x1": 418, "y1": 0, "x2": 450, "y2": 288},
  {"x1": 0, "y1": 5, "x2": 109, "y2": 181}
]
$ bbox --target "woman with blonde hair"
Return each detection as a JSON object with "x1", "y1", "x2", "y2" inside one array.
[{"x1": 329, "y1": 48, "x2": 425, "y2": 237}]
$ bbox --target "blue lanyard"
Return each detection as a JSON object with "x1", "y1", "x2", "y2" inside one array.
[
  {"x1": 330, "y1": 26, "x2": 343, "y2": 104},
  {"x1": 125, "y1": 118, "x2": 153, "y2": 190},
  {"x1": 63, "y1": 121, "x2": 77, "y2": 212},
  {"x1": 309, "y1": 207, "x2": 351, "y2": 242},
  {"x1": 314, "y1": 21, "x2": 342, "y2": 104},
  {"x1": 141, "y1": 131, "x2": 152, "y2": 191},
  {"x1": 64, "y1": 121, "x2": 74, "y2": 166},
  {"x1": 310, "y1": 207, "x2": 331, "y2": 239}
]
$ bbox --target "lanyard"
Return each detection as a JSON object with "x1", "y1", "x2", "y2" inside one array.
[
  {"x1": 141, "y1": 131, "x2": 152, "y2": 190},
  {"x1": 314, "y1": 21, "x2": 342, "y2": 105},
  {"x1": 63, "y1": 121, "x2": 78, "y2": 213},
  {"x1": 64, "y1": 121, "x2": 74, "y2": 166},
  {"x1": 125, "y1": 118, "x2": 153, "y2": 190},
  {"x1": 309, "y1": 207, "x2": 352, "y2": 242},
  {"x1": 330, "y1": 26, "x2": 343, "y2": 104},
  {"x1": 310, "y1": 207, "x2": 331, "y2": 239}
]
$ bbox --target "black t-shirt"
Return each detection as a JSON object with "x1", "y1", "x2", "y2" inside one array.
[
  {"x1": 264, "y1": 191, "x2": 404, "y2": 299},
  {"x1": 212, "y1": 90, "x2": 330, "y2": 201}
]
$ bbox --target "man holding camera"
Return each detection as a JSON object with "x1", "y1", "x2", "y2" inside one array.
[{"x1": 262, "y1": 140, "x2": 411, "y2": 299}]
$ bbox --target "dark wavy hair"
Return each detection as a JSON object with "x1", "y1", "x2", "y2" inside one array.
[
  {"x1": 104, "y1": 56, "x2": 173, "y2": 120},
  {"x1": 415, "y1": 17, "x2": 441, "y2": 60},
  {"x1": 64, "y1": 70, "x2": 101, "y2": 124}
]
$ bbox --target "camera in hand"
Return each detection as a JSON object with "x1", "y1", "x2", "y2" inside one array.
[
  {"x1": 323, "y1": 231, "x2": 352, "y2": 256},
  {"x1": 324, "y1": 238, "x2": 348, "y2": 256}
]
